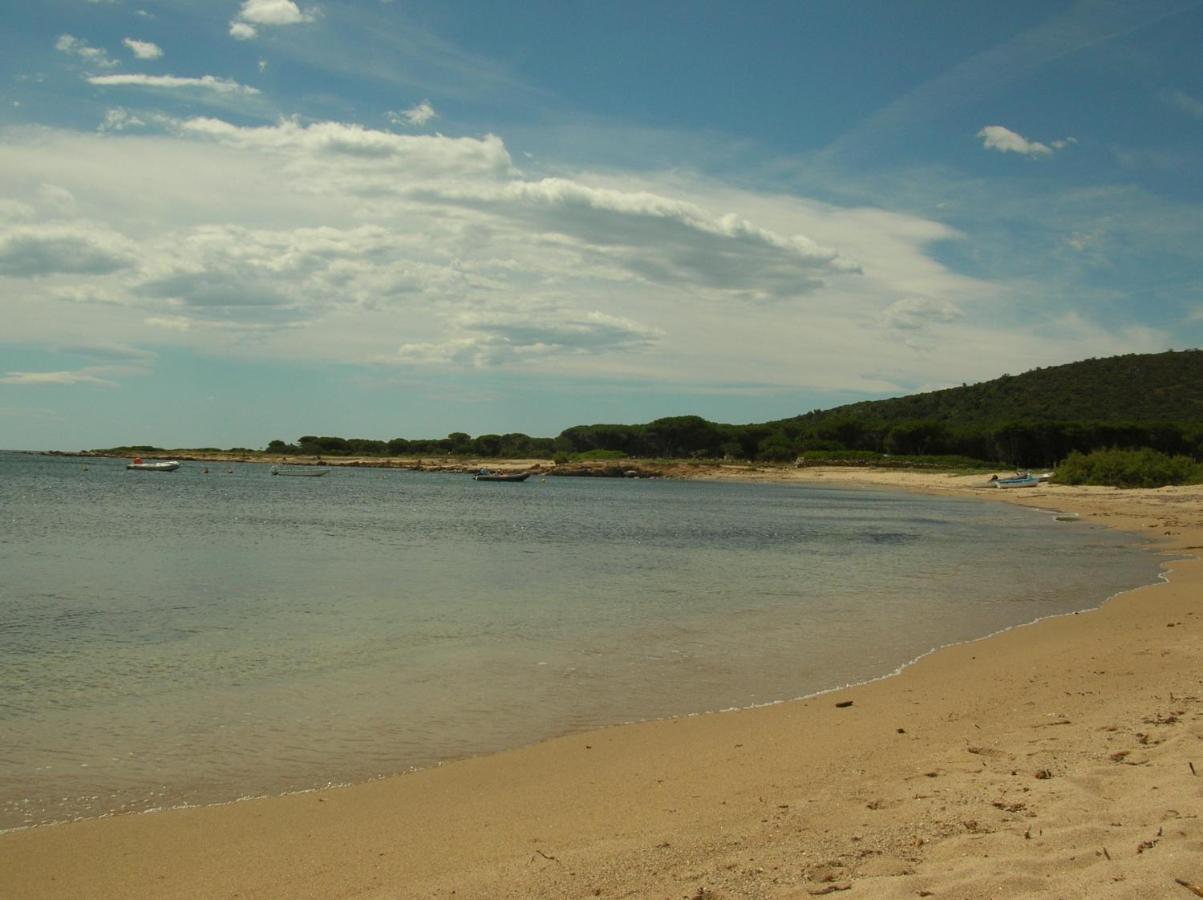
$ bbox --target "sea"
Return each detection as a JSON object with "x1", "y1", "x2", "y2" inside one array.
[{"x1": 0, "y1": 450, "x2": 1164, "y2": 831}]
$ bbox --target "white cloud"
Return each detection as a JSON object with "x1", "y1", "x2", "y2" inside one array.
[
  {"x1": 394, "y1": 307, "x2": 662, "y2": 367},
  {"x1": 55, "y1": 34, "x2": 117, "y2": 69},
  {"x1": 178, "y1": 117, "x2": 513, "y2": 183},
  {"x1": 0, "y1": 369, "x2": 118, "y2": 387},
  {"x1": 122, "y1": 38, "x2": 163, "y2": 60},
  {"x1": 416, "y1": 177, "x2": 856, "y2": 299},
  {"x1": 56, "y1": 342, "x2": 156, "y2": 365},
  {"x1": 88, "y1": 74, "x2": 260, "y2": 95},
  {"x1": 237, "y1": 0, "x2": 314, "y2": 25},
  {"x1": 0, "y1": 225, "x2": 136, "y2": 277},
  {"x1": 144, "y1": 316, "x2": 192, "y2": 331},
  {"x1": 5, "y1": 119, "x2": 1155, "y2": 399},
  {"x1": 389, "y1": 101, "x2": 437, "y2": 127},
  {"x1": 229, "y1": 0, "x2": 314, "y2": 39},
  {"x1": 36, "y1": 184, "x2": 78, "y2": 217},
  {"x1": 880, "y1": 297, "x2": 965, "y2": 348},
  {"x1": 977, "y1": 125, "x2": 1074, "y2": 158},
  {"x1": 99, "y1": 107, "x2": 147, "y2": 131}
]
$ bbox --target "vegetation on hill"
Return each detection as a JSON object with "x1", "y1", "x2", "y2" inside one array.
[
  {"x1": 100, "y1": 351, "x2": 1203, "y2": 478},
  {"x1": 796, "y1": 350, "x2": 1203, "y2": 426}
]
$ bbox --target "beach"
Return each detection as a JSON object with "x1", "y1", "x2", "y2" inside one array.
[{"x1": 2, "y1": 469, "x2": 1201, "y2": 898}]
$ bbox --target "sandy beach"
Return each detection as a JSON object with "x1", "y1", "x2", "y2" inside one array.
[{"x1": 2, "y1": 469, "x2": 1201, "y2": 899}]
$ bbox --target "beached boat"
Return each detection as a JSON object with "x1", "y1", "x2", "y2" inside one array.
[
  {"x1": 473, "y1": 469, "x2": 530, "y2": 482},
  {"x1": 271, "y1": 466, "x2": 329, "y2": 477},
  {"x1": 127, "y1": 458, "x2": 180, "y2": 472},
  {"x1": 992, "y1": 473, "x2": 1040, "y2": 488}
]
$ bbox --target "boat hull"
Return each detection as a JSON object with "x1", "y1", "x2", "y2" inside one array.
[
  {"x1": 127, "y1": 461, "x2": 180, "y2": 472},
  {"x1": 473, "y1": 472, "x2": 530, "y2": 482},
  {"x1": 995, "y1": 476, "x2": 1040, "y2": 488}
]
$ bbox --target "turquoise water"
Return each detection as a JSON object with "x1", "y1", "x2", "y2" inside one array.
[{"x1": 0, "y1": 451, "x2": 1162, "y2": 829}]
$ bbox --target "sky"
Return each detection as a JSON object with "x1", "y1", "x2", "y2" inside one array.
[{"x1": 1, "y1": 0, "x2": 1201, "y2": 450}]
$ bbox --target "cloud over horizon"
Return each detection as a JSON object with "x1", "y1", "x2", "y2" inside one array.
[{"x1": 977, "y1": 125, "x2": 1076, "y2": 158}]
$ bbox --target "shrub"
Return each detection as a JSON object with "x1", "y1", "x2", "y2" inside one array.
[
  {"x1": 571, "y1": 449, "x2": 629, "y2": 461},
  {"x1": 1054, "y1": 448, "x2": 1202, "y2": 488}
]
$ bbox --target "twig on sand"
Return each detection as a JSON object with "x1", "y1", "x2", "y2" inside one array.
[
  {"x1": 808, "y1": 885, "x2": 852, "y2": 896},
  {"x1": 531, "y1": 849, "x2": 561, "y2": 864},
  {"x1": 1175, "y1": 878, "x2": 1203, "y2": 897},
  {"x1": 1190, "y1": 761, "x2": 1197, "y2": 776}
]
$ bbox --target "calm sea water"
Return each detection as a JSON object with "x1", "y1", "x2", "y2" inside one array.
[{"x1": 0, "y1": 451, "x2": 1162, "y2": 829}]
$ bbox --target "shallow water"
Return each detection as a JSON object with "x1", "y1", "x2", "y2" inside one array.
[{"x1": 0, "y1": 451, "x2": 1162, "y2": 829}]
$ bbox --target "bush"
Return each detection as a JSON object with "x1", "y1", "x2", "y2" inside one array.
[
  {"x1": 1054, "y1": 448, "x2": 1202, "y2": 488},
  {"x1": 571, "y1": 449, "x2": 629, "y2": 461}
]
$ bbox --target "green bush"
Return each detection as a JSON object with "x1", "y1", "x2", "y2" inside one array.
[
  {"x1": 1054, "y1": 448, "x2": 1202, "y2": 488},
  {"x1": 795, "y1": 451, "x2": 992, "y2": 469},
  {"x1": 571, "y1": 449, "x2": 629, "y2": 461}
]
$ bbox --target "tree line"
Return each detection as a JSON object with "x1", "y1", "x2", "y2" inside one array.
[{"x1": 264, "y1": 415, "x2": 1203, "y2": 469}]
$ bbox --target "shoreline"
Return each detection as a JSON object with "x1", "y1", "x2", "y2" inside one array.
[{"x1": 2, "y1": 469, "x2": 1200, "y2": 898}]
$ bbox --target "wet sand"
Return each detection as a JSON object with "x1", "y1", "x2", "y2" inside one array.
[{"x1": 2, "y1": 469, "x2": 1201, "y2": 898}]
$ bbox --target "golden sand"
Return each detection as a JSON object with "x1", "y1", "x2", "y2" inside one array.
[{"x1": 2, "y1": 469, "x2": 1201, "y2": 898}]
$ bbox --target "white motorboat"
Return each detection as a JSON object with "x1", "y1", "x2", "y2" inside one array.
[{"x1": 127, "y1": 457, "x2": 180, "y2": 472}]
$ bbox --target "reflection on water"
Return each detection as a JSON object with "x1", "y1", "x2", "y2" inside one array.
[{"x1": 0, "y1": 451, "x2": 1161, "y2": 828}]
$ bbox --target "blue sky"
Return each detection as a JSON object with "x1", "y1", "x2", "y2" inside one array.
[{"x1": 1, "y1": 0, "x2": 1201, "y2": 450}]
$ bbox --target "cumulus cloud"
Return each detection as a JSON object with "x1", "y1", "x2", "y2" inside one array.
[
  {"x1": 178, "y1": 117, "x2": 513, "y2": 183},
  {"x1": 977, "y1": 125, "x2": 1075, "y2": 158},
  {"x1": 420, "y1": 177, "x2": 855, "y2": 298},
  {"x1": 0, "y1": 120, "x2": 994, "y2": 391},
  {"x1": 144, "y1": 316, "x2": 193, "y2": 331},
  {"x1": 56, "y1": 342, "x2": 157, "y2": 365},
  {"x1": 389, "y1": 101, "x2": 437, "y2": 127},
  {"x1": 229, "y1": 0, "x2": 314, "y2": 39},
  {"x1": 0, "y1": 226, "x2": 135, "y2": 277},
  {"x1": 55, "y1": 34, "x2": 117, "y2": 69},
  {"x1": 122, "y1": 38, "x2": 163, "y2": 60},
  {"x1": 99, "y1": 107, "x2": 146, "y2": 131},
  {"x1": 36, "y1": 184, "x2": 78, "y2": 217},
  {"x1": 395, "y1": 308, "x2": 662, "y2": 367},
  {"x1": 88, "y1": 74, "x2": 260, "y2": 95},
  {"x1": 162, "y1": 113, "x2": 851, "y2": 312},
  {"x1": 237, "y1": 0, "x2": 314, "y2": 25},
  {"x1": 0, "y1": 369, "x2": 118, "y2": 387},
  {"x1": 881, "y1": 297, "x2": 963, "y2": 331}
]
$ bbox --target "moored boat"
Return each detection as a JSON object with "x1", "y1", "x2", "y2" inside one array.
[
  {"x1": 271, "y1": 466, "x2": 330, "y2": 477},
  {"x1": 127, "y1": 457, "x2": 180, "y2": 472},
  {"x1": 473, "y1": 469, "x2": 530, "y2": 482}
]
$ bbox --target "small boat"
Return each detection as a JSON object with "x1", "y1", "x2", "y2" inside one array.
[
  {"x1": 473, "y1": 469, "x2": 530, "y2": 482},
  {"x1": 991, "y1": 472, "x2": 1040, "y2": 488},
  {"x1": 271, "y1": 466, "x2": 330, "y2": 477},
  {"x1": 127, "y1": 457, "x2": 180, "y2": 472}
]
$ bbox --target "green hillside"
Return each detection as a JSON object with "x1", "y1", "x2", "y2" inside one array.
[
  {"x1": 791, "y1": 350, "x2": 1203, "y2": 428},
  {"x1": 225, "y1": 350, "x2": 1203, "y2": 470}
]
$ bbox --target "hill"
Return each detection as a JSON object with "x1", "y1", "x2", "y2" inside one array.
[
  {"x1": 788, "y1": 350, "x2": 1203, "y2": 429},
  {"x1": 138, "y1": 350, "x2": 1202, "y2": 470}
]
